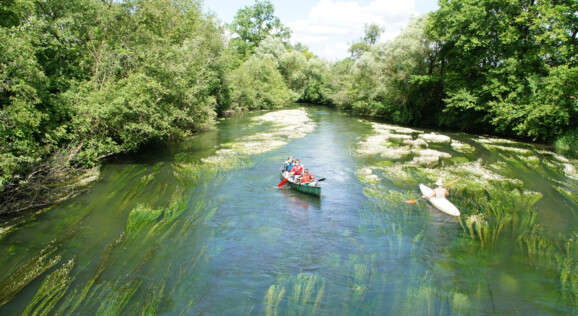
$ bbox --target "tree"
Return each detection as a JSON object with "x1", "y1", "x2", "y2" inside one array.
[
  {"x1": 301, "y1": 58, "x2": 331, "y2": 104},
  {"x1": 0, "y1": 0, "x2": 226, "y2": 212},
  {"x1": 427, "y1": 0, "x2": 577, "y2": 140},
  {"x1": 329, "y1": 17, "x2": 435, "y2": 119},
  {"x1": 293, "y1": 42, "x2": 315, "y2": 60},
  {"x1": 363, "y1": 23, "x2": 384, "y2": 45},
  {"x1": 349, "y1": 23, "x2": 385, "y2": 59},
  {"x1": 278, "y1": 51, "x2": 308, "y2": 101},
  {"x1": 228, "y1": 0, "x2": 291, "y2": 57},
  {"x1": 228, "y1": 55, "x2": 292, "y2": 110}
]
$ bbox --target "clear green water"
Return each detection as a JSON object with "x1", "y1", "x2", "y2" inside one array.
[{"x1": 0, "y1": 106, "x2": 576, "y2": 315}]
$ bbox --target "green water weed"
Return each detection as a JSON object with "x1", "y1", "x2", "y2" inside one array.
[
  {"x1": 0, "y1": 242, "x2": 60, "y2": 307},
  {"x1": 126, "y1": 204, "x2": 163, "y2": 236},
  {"x1": 96, "y1": 279, "x2": 144, "y2": 316},
  {"x1": 140, "y1": 271, "x2": 167, "y2": 316},
  {"x1": 21, "y1": 258, "x2": 75, "y2": 316},
  {"x1": 263, "y1": 284, "x2": 285, "y2": 316},
  {"x1": 263, "y1": 273, "x2": 326, "y2": 316},
  {"x1": 58, "y1": 232, "x2": 125, "y2": 314}
]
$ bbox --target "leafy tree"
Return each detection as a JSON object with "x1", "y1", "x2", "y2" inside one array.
[
  {"x1": 328, "y1": 16, "x2": 435, "y2": 119},
  {"x1": 327, "y1": 59, "x2": 355, "y2": 109},
  {"x1": 0, "y1": 27, "x2": 47, "y2": 194},
  {"x1": 0, "y1": 0, "x2": 226, "y2": 211},
  {"x1": 228, "y1": 0, "x2": 291, "y2": 57},
  {"x1": 293, "y1": 42, "x2": 315, "y2": 60},
  {"x1": 363, "y1": 23, "x2": 384, "y2": 45},
  {"x1": 255, "y1": 36, "x2": 287, "y2": 65},
  {"x1": 228, "y1": 55, "x2": 292, "y2": 110},
  {"x1": 278, "y1": 51, "x2": 307, "y2": 101},
  {"x1": 301, "y1": 58, "x2": 331, "y2": 105},
  {"x1": 349, "y1": 23, "x2": 385, "y2": 59},
  {"x1": 428, "y1": 0, "x2": 577, "y2": 140}
]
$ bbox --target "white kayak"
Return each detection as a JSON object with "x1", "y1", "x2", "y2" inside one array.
[{"x1": 419, "y1": 184, "x2": 460, "y2": 216}]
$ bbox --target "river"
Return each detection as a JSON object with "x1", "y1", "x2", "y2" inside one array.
[{"x1": 0, "y1": 106, "x2": 576, "y2": 315}]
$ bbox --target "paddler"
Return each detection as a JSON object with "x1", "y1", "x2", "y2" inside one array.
[{"x1": 423, "y1": 179, "x2": 449, "y2": 199}]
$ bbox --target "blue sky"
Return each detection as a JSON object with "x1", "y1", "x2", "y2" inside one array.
[{"x1": 203, "y1": 0, "x2": 440, "y2": 60}]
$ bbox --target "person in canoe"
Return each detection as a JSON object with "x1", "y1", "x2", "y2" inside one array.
[
  {"x1": 299, "y1": 169, "x2": 316, "y2": 186},
  {"x1": 288, "y1": 159, "x2": 304, "y2": 181},
  {"x1": 283, "y1": 156, "x2": 295, "y2": 177},
  {"x1": 423, "y1": 179, "x2": 449, "y2": 199}
]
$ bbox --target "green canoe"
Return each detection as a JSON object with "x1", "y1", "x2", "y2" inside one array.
[{"x1": 280, "y1": 171, "x2": 321, "y2": 197}]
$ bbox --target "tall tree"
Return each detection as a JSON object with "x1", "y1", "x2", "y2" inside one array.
[
  {"x1": 228, "y1": 0, "x2": 291, "y2": 57},
  {"x1": 228, "y1": 55, "x2": 292, "y2": 110},
  {"x1": 349, "y1": 23, "x2": 385, "y2": 59}
]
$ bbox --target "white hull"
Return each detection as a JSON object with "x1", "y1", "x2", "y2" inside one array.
[{"x1": 419, "y1": 184, "x2": 460, "y2": 216}]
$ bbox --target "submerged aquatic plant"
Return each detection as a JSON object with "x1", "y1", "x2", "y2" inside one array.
[
  {"x1": 0, "y1": 242, "x2": 60, "y2": 307},
  {"x1": 58, "y1": 232, "x2": 125, "y2": 314},
  {"x1": 345, "y1": 262, "x2": 375, "y2": 313},
  {"x1": 419, "y1": 132, "x2": 451, "y2": 144},
  {"x1": 462, "y1": 214, "x2": 490, "y2": 247},
  {"x1": 263, "y1": 284, "x2": 285, "y2": 316},
  {"x1": 263, "y1": 272, "x2": 326, "y2": 316},
  {"x1": 288, "y1": 273, "x2": 326, "y2": 316},
  {"x1": 96, "y1": 247, "x2": 155, "y2": 315},
  {"x1": 518, "y1": 224, "x2": 555, "y2": 268},
  {"x1": 450, "y1": 140, "x2": 476, "y2": 154},
  {"x1": 408, "y1": 149, "x2": 452, "y2": 167},
  {"x1": 140, "y1": 272, "x2": 167, "y2": 316},
  {"x1": 558, "y1": 233, "x2": 578, "y2": 307},
  {"x1": 136, "y1": 163, "x2": 164, "y2": 187},
  {"x1": 96, "y1": 279, "x2": 144, "y2": 316},
  {"x1": 356, "y1": 168, "x2": 379, "y2": 183},
  {"x1": 126, "y1": 204, "x2": 163, "y2": 236},
  {"x1": 22, "y1": 258, "x2": 75, "y2": 316}
]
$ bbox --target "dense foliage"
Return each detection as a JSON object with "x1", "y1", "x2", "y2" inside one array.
[
  {"x1": 0, "y1": 0, "x2": 225, "y2": 211},
  {"x1": 315, "y1": 0, "x2": 576, "y2": 144},
  {"x1": 1, "y1": 0, "x2": 576, "y2": 212},
  {"x1": 428, "y1": 0, "x2": 577, "y2": 141}
]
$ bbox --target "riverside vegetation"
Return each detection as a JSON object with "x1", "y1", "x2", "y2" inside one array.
[{"x1": 1, "y1": 0, "x2": 576, "y2": 213}]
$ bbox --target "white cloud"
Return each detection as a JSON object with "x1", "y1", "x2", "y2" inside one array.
[{"x1": 288, "y1": 0, "x2": 419, "y2": 61}]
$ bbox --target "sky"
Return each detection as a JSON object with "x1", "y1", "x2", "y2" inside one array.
[{"x1": 203, "y1": 0, "x2": 440, "y2": 60}]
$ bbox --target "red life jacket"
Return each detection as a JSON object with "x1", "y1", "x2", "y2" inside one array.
[
  {"x1": 291, "y1": 165, "x2": 303, "y2": 175},
  {"x1": 301, "y1": 173, "x2": 314, "y2": 183}
]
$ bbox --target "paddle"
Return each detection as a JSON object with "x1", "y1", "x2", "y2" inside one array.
[
  {"x1": 405, "y1": 198, "x2": 422, "y2": 204},
  {"x1": 278, "y1": 177, "x2": 289, "y2": 187},
  {"x1": 405, "y1": 179, "x2": 459, "y2": 204},
  {"x1": 278, "y1": 177, "x2": 325, "y2": 187}
]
